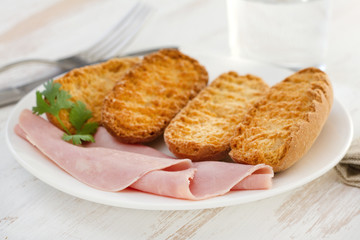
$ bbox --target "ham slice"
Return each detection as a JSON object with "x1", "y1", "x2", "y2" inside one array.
[
  {"x1": 15, "y1": 109, "x2": 273, "y2": 200},
  {"x1": 132, "y1": 162, "x2": 273, "y2": 200},
  {"x1": 16, "y1": 110, "x2": 191, "y2": 191}
]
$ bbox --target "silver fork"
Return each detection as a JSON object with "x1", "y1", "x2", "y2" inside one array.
[
  {"x1": 0, "y1": 2, "x2": 152, "y2": 106},
  {"x1": 0, "y1": 2, "x2": 152, "y2": 73}
]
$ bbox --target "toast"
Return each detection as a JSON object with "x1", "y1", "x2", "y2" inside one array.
[
  {"x1": 230, "y1": 68, "x2": 333, "y2": 172},
  {"x1": 164, "y1": 72, "x2": 269, "y2": 161},
  {"x1": 46, "y1": 57, "x2": 140, "y2": 133},
  {"x1": 101, "y1": 49, "x2": 209, "y2": 143}
]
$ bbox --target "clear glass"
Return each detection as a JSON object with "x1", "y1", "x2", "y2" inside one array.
[{"x1": 227, "y1": 0, "x2": 331, "y2": 70}]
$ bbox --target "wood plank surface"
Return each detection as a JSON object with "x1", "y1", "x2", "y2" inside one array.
[{"x1": 1, "y1": 0, "x2": 359, "y2": 239}]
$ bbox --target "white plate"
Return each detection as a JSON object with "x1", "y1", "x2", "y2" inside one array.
[{"x1": 5, "y1": 52, "x2": 353, "y2": 210}]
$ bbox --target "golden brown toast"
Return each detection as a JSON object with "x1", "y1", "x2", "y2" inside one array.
[
  {"x1": 230, "y1": 68, "x2": 333, "y2": 172},
  {"x1": 164, "y1": 72, "x2": 269, "y2": 161},
  {"x1": 101, "y1": 49, "x2": 208, "y2": 143},
  {"x1": 46, "y1": 57, "x2": 140, "y2": 133}
]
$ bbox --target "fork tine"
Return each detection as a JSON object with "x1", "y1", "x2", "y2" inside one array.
[
  {"x1": 84, "y1": 2, "x2": 144, "y2": 55},
  {"x1": 97, "y1": 7, "x2": 151, "y2": 60},
  {"x1": 89, "y1": 6, "x2": 151, "y2": 60},
  {"x1": 80, "y1": 2, "x2": 151, "y2": 62}
]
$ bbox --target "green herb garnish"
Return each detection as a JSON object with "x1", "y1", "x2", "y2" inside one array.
[{"x1": 32, "y1": 80, "x2": 98, "y2": 145}]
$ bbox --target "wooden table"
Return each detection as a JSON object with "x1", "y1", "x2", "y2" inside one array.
[{"x1": 1, "y1": 0, "x2": 359, "y2": 239}]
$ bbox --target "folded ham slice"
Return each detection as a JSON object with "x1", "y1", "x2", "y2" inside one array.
[{"x1": 15, "y1": 109, "x2": 274, "y2": 200}]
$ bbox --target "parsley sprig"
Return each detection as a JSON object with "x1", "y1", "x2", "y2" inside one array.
[{"x1": 32, "y1": 80, "x2": 98, "y2": 145}]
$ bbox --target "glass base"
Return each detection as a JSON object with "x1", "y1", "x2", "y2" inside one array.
[{"x1": 286, "y1": 63, "x2": 326, "y2": 72}]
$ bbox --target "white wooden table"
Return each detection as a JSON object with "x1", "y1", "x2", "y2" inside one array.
[{"x1": 1, "y1": 0, "x2": 359, "y2": 239}]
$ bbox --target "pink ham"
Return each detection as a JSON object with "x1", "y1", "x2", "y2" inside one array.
[
  {"x1": 90, "y1": 127, "x2": 274, "y2": 197},
  {"x1": 16, "y1": 109, "x2": 191, "y2": 191},
  {"x1": 132, "y1": 162, "x2": 273, "y2": 200},
  {"x1": 86, "y1": 126, "x2": 274, "y2": 196},
  {"x1": 15, "y1": 109, "x2": 274, "y2": 200}
]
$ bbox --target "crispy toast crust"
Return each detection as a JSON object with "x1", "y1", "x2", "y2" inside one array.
[
  {"x1": 164, "y1": 72, "x2": 269, "y2": 161},
  {"x1": 230, "y1": 67, "x2": 333, "y2": 172},
  {"x1": 46, "y1": 57, "x2": 140, "y2": 133},
  {"x1": 101, "y1": 49, "x2": 209, "y2": 143}
]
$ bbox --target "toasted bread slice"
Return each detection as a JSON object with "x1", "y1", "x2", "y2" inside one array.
[
  {"x1": 230, "y1": 68, "x2": 333, "y2": 172},
  {"x1": 46, "y1": 57, "x2": 140, "y2": 133},
  {"x1": 164, "y1": 72, "x2": 269, "y2": 161},
  {"x1": 102, "y1": 49, "x2": 208, "y2": 143}
]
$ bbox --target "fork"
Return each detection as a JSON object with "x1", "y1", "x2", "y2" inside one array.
[
  {"x1": 0, "y1": 2, "x2": 152, "y2": 73},
  {"x1": 0, "y1": 2, "x2": 152, "y2": 106}
]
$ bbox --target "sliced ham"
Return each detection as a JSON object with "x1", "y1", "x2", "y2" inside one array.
[
  {"x1": 132, "y1": 162, "x2": 273, "y2": 200},
  {"x1": 16, "y1": 109, "x2": 191, "y2": 191},
  {"x1": 15, "y1": 109, "x2": 273, "y2": 200}
]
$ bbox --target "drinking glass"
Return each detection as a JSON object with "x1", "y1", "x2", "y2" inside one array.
[{"x1": 227, "y1": 0, "x2": 331, "y2": 70}]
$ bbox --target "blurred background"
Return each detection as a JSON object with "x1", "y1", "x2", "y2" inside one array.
[{"x1": 0, "y1": 0, "x2": 228, "y2": 63}]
